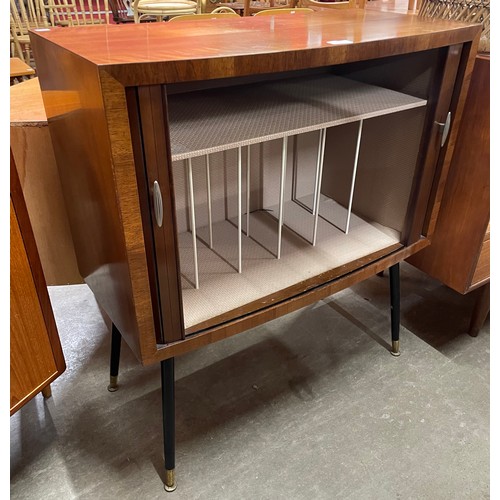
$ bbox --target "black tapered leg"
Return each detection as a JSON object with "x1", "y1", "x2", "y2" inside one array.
[
  {"x1": 389, "y1": 263, "x2": 400, "y2": 356},
  {"x1": 107, "y1": 323, "x2": 122, "y2": 392},
  {"x1": 161, "y1": 358, "x2": 176, "y2": 492}
]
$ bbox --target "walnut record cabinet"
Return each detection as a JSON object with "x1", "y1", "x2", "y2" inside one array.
[{"x1": 30, "y1": 11, "x2": 481, "y2": 491}]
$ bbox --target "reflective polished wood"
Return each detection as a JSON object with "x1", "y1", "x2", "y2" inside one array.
[
  {"x1": 30, "y1": 11, "x2": 479, "y2": 83},
  {"x1": 10, "y1": 78, "x2": 82, "y2": 285},
  {"x1": 10, "y1": 153, "x2": 66, "y2": 415},
  {"x1": 407, "y1": 54, "x2": 490, "y2": 337},
  {"x1": 30, "y1": 12, "x2": 481, "y2": 365},
  {"x1": 10, "y1": 57, "x2": 35, "y2": 78}
]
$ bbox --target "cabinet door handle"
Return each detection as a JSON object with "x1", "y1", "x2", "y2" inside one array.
[
  {"x1": 436, "y1": 111, "x2": 452, "y2": 148},
  {"x1": 153, "y1": 180, "x2": 163, "y2": 228}
]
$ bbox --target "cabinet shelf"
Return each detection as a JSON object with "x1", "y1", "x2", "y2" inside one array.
[{"x1": 168, "y1": 74, "x2": 427, "y2": 161}]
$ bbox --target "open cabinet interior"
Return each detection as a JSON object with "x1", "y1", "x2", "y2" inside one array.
[{"x1": 162, "y1": 49, "x2": 441, "y2": 334}]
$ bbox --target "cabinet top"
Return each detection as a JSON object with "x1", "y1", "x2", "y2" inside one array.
[{"x1": 29, "y1": 10, "x2": 480, "y2": 84}]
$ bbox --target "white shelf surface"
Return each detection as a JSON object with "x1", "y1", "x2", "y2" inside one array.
[
  {"x1": 168, "y1": 74, "x2": 427, "y2": 161},
  {"x1": 178, "y1": 198, "x2": 401, "y2": 331}
]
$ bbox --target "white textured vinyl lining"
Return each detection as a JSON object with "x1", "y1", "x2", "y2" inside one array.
[{"x1": 168, "y1": 75, "x2": 427, "y2": 161}]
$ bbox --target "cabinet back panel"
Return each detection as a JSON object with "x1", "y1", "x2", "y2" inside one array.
[
  {"x1": 334, "y1": 49, "x2": 441, "y2": 99},
  {"x1": 321, "y1": 108, "x2": 426, "y2": 233}
]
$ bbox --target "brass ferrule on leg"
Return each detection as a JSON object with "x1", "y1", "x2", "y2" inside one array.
[
  {"x1": 107, "y1": 375, "x2": 118, "y2": 392},
  {"x1": 391, "y1": 340, "x2": 400, "y2": 357},
  {"x1": 164, "y1": 469, "x2": 176, "y2": 492}
]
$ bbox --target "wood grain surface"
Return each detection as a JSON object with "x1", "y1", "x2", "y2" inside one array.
[
  {"x1": 29, "y1": 11, "x2": 481, "y2": 365},
  {"x1": 29, "y1": 11, "x2": 481, "y2": 86},
  {"x1": 11, "y1": 78, "x2": 82, "y2": 285},
  {"x1": 10, "y1": 57, "x2": 35, "y2": 78},
  {"x1": 10, "y1": 77, "x2": 46, "y2": 126},
  {"x1": 408, "y1": 55, "x2": 490, "y2": 294},
  {"x1": 10, "y1": 154, "x2": 66, "y2": 415}
]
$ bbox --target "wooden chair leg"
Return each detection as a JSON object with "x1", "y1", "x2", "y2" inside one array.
[{"x1": 41, "y1": 385, "x2": 52, "y2": 399}]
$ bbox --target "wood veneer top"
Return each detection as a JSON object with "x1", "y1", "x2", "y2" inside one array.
[
  {"x1": 29, "y1": 11, "x2": 478, "y2": 71},
  {"x1": 10, "y1": 78, "x2": 47, "y2": 126},
  {"x1": 10, "y1": 57, "x2": 36, "y2": 78}
]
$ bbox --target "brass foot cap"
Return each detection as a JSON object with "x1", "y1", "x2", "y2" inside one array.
[
  {"x1": 391, "y1": 340, "x2": 400, "y2": 357},
  {"x1": 107, "y1": 376, "x2": 118, "y2": 392},
  {"x1": 164, "y1": 469, "x2": 176, "y2": 492}
]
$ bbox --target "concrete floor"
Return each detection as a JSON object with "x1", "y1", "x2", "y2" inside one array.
[{"x1": 10, "y1": 262, "x2": 489, "y2": 499}]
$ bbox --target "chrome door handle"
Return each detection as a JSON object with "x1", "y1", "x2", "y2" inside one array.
[
  {"x1": 153, "y1": 180, "x2": 163, "y2": 228},
  {"x1": 436, "y1": 112, "x2": 451, "y2": 148}
]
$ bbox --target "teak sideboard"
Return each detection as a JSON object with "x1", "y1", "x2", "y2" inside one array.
[
  {"x1": 407, "y1": 54, "x2": 490, "y2": 336},
  {"x1": 10, "y1": 152, "x2": 66, "y2": 415},
  {"x1": 30, "y1": 11, "x2": 480, "y2": 491}
]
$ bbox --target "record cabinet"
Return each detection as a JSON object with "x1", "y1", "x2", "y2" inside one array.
[{"x1": 30, "y1": 11, "x2": 481, "y2": 490}]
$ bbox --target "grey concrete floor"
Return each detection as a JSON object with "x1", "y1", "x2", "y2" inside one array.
[{"x1": 10, "y1": 262, "x2": 489, "y2": 499}]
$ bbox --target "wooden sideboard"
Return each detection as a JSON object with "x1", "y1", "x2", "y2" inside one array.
[
  {"x1": 10, "y1": 152, "x2": 66, "y2": 415},
  {"x1": 30, "y1": 11, "x2": 480, "y2": 490},
  {"x1": 10, "y1": 57, "x2": 36, "y2": 85},
  {"x1": 10, "y1": 77, "x2": 82, "y2": 286},
  {"x1": 407, "y1": 54, "x2": 490, "y2": 336}
]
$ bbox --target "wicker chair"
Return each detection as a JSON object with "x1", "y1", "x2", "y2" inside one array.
[
  {"x1": 109, "y1": 0, "x2": 134, "y2": 21},
  {"x1": 243, "y1": 0, "x2": 298, "y2": 16},
  {"x1": 418, "y1": 0, "x2": 489, "y2": 53},
  {"x1": 297, "y1": 0, "x2": 364, "y2": 11},
  {"x1": 206, "y1": 0, "x2": 244, "y2": 15},
  {"x1": 167, "y1": 7, "x2": 239, "y2": 18},
  {"x1": 211, "y1": 5, "x2": 239, "y2": 11},
  {"x1": 253, "y1": 6, "x2": 312, "y2": 13},
  {"x1": 10, "y1": 0, "x2": 49, "y2": 64},
  {"x1": 132, "y1": 0, "x2": 200, "y2": 21},
  {"x1": 39, "y1": 0, "x2": 110, "y2": 26}
]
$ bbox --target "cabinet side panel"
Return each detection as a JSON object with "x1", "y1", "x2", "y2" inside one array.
[{"x1": 30, "y1": 38, "x2": 150, "y2": 362}]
